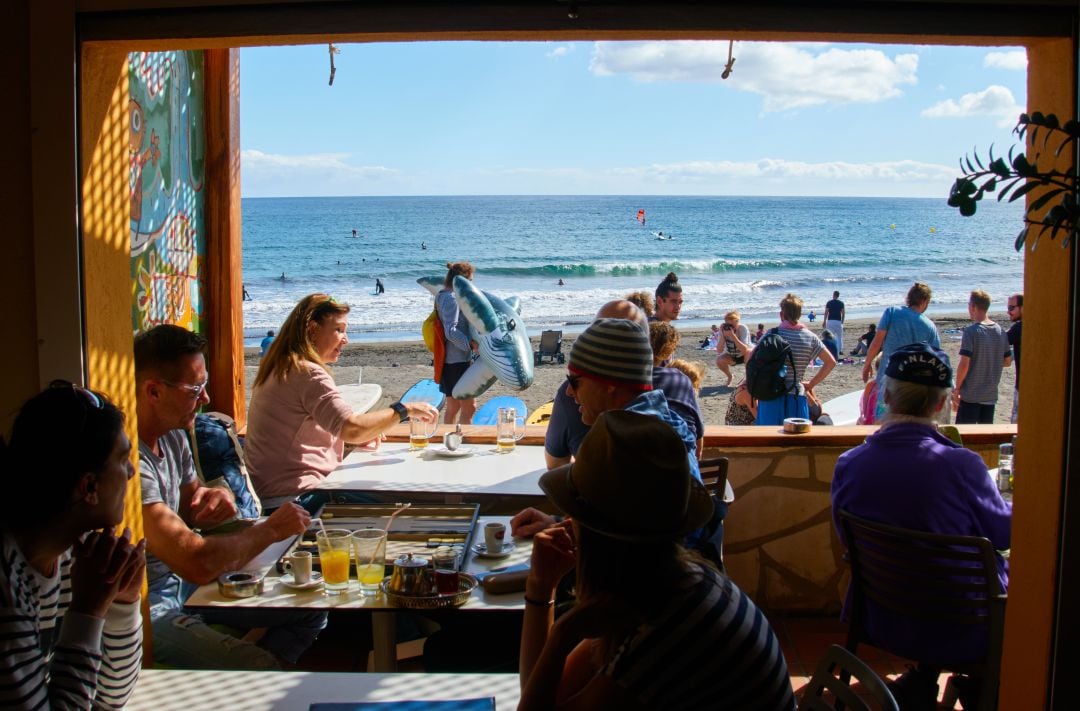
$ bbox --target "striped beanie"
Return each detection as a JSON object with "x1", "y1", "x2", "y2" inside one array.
[{"x1": 569, "y1": 318, "x2": 653, "y2": 390}]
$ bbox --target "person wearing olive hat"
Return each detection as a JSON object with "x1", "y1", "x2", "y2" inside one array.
[
  {"x1": 832, "y1": 343, "x2": 1011, "y2": 709},
  {"x1": 518, "y1": 411, "x2": 796, "y2": 711}
]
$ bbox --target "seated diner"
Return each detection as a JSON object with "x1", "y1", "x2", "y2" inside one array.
[
  {"x1": 519, "y1": 410, "x2": 796, "y2": 710},
  {"x1": 245, "y1": 293, "x2": 438, "y2": 510}
]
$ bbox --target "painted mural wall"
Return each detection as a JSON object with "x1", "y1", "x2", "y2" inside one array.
[{"x1": 129, "y1": 50, "x2": 207, "y2": 334}]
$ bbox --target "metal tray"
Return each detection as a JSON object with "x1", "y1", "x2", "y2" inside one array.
[{"x1": 380, "y1": 573, "x2": 478, "y2": 609}]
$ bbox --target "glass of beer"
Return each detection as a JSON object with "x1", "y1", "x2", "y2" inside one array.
[
  {"x1": 316, "y1": 529, "x2": 352, "y2": 594},
  {"x1": 495, "y1": 407, "x2": 525, "y2": 453},
  {"x1": 409, "y1": 416, "x2": 437, "y2": 450},
  {"x1": 351, "y1": 529, "x2": 388, "y2": 596}
]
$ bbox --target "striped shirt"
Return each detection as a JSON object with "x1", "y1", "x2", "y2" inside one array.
[
  {"x1": 604, "y1": 563, "x2": 796, "y2": 711},
  {"x1": 0, "y1": 533, "x2": 142, "y2": 710},
  {"x1": 776, "y1": 324, "x2": 824, "y2": 390},
  {"x1": 959, "y1": 322, "x2": 1012, "y2": 404}
]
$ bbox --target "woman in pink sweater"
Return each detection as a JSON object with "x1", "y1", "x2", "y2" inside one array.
[{"x1": 246, "y1": 294, "x2": 438, "y2": 509}]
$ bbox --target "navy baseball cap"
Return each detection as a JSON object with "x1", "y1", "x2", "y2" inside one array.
[{"x1": 885, "y1": 343, "x2": 953, "y2": 387}]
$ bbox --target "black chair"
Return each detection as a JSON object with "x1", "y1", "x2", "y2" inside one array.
[
  {"x1": 533, "y1": 329, "x2": 565, "y2": 365},
  {"x1": 697, "y1": 457, "x2": 730, "y2": 571},
  {"x1": 838, "y1": 510, "x2": 1007, "y2": 711},
  {"x1": 799, "y1": 644, "x2": 898, "y2": 711}
]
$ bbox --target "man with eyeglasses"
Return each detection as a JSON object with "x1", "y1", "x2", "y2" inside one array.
[
  {"x1": 134, "y1": 325, "x2": 326, "y2": 670},
  {"x1": 1006, "y1": 293, "x2": 1023, "y2": 424}
]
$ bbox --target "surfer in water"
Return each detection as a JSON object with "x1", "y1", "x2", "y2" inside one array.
[
  {"x1": 375, "y1": 278, "x2": 385, "y2": 295},
  {"x1": 279, "y1": 272, "x2": 286, "y2": 281},
  {"x1": 352, "y1": 229, "x2": 358, "y2": 238},
  {"x1": 421, "y1": 242, "x2": 427, "y2": 250},
  {"x1": 557, "y1": 278, "x2": 565, "y2": 286}
]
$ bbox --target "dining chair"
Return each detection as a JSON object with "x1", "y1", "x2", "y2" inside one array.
[
  {"x1": 798, "y1": 644, "x2": 898, "y2": 711},
  {"x1": 697, "y1": 457, "x2": 730, "y2": 571},
  {"x1": 837, "y1": 510, "x2": 1007, "y2": 711}
]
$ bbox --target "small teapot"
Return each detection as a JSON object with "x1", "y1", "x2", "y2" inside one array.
[
  {"x1": 445, "y1": 424, "x2": 463, "y2": 451},
  {"x1": 387, "y1": 553, "x2": 433, "y2": 596}
]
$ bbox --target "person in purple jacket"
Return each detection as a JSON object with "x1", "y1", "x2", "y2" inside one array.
[{"x1": 832, "y1": 342, "x2": 1011, "y2": 710}]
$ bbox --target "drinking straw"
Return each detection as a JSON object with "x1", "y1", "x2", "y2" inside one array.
[
  {"x1": 384, "y1": 502, "x2": 412, "y2": 532},
  {"x1": 312, "y1": 517, "x2": 329, "y2": 540}
]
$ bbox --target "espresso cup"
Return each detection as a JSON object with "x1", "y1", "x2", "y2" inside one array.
[
  {"x1": 284, "y1": 550, "x2": 313, "y2": 584},
  {"x1": 484, "y1": 521, "x2": 507, "y2": 553}
]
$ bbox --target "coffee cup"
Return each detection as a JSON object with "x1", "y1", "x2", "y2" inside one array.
[
  {"x1": 484, "y1": 521, "x2": 507, "y2": 553},
  {"x1": 284, "y1": 550, "x2": 313, "y2": 584}
]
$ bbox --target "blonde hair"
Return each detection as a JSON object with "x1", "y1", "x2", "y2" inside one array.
[
  {"x1": 624, "y1": 291, "x2": 655, "y2": 317},
  {"x1": 780, "y1": 293, "x2": 803, "y2": 322},
  {"x1": 969, "y1": 289, "x2": 991, "y2": 311},
  {"x1": 649, "y1": 322, "x2": 680, "y2": 365},
  {"x1": 254, "y1": 293, "x2": 350, "y2": 387},
  {"x1": 724, "y1": 310, "x2": 740, "y2": 323},
  {"x1": 670, "y1": 358, "x2": 705, "y2": 391}
]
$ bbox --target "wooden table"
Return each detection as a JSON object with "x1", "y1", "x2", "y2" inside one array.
[
  {"x1": 128, "y1": 669, "x2": 520, "y2": 710},
  {"x1": 317, "y1": 442, "x2": 550, "y2": 501},
  {"x1": 336, "y1": 383, "x2": 383, "y2": 414},
  {"x1": 184, "y1": 516, "x2": 531, "y2": 672}
]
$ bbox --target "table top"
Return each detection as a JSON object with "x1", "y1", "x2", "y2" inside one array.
[
  {"x1": 336, "y1": 383, "x2": 383, "y2": 414},
  {"x1": 128, "y1": 669, "x2": 520, "y2": 710},
  {"x1": 184, "y1": 516, "x2": 532, "y2": 611},
  {"x1": 316, "y1": 442, "x2": 550, "y2": 498}
]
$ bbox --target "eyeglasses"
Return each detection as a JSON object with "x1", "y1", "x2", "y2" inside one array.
[
  {"x1": 162, "y1": 379, "x2": 209, "y2": 399},
  {"x1": 565, "y1": 373, "x2": 583, "y2": 391}
]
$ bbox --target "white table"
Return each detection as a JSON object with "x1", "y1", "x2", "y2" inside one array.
[
  {"x1": 316, "y1": 442, "x2": 550, "y2": 500},
  {"x1": 184, "y1": 516, "x2": 531, "y2": 672},
  {"x1": 128, "y1": 669, "x2": 520, "y2": 710},
  {"x1": 337, "y1": 383, "x2": 383, "y2": 414}
]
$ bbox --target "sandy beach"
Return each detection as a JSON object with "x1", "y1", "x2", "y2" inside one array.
[{"x1": 244, "y1": 312, "x2": 1017, "y2": 425}]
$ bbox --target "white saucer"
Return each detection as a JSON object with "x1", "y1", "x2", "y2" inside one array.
[
  {"x1": 471, "y1": 542, "x2": 514, "y2": 559},
  {"x1": 280, "y1": 572, "x2": 324, "y2": 590},
  {"x1": 432, "y1": 445, "x2": 474, "y2": 458}
]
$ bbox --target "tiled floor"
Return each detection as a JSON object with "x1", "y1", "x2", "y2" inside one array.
[{"x1": 296, "y1": 612, "x2": 964, "y2": 708}]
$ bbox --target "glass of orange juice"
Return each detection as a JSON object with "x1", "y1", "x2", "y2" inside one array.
[
  {"x1": 316, "y1": 529, "x2": 353, "y2": 594},
  {"x1": 351, "y1": 529, "x2": 388, "y2": 596}
]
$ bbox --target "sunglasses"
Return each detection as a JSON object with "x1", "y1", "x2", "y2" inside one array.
[
  {"x1": 565, "y1": 373, "x2": 583, "y2": 391},
  {"x1": 162, "y1": 379, "x2": 209, "y2": 399},
  {"x1": 1007, "y1": 304, "x2": 1019, "y2": 311},
  {"x1": 50, "y1": 379, "x2": 103, "y2": 410}
]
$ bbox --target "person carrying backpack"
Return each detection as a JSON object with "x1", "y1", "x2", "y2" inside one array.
[{"x1": 748, "y1": 293, "x2": 836, "y2": 426}]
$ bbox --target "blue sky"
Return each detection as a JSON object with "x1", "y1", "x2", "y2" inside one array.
[{"x1": 240, "y1": 41, "x2": 1027, "y2": 198}]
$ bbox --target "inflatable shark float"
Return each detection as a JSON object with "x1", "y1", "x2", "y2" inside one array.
[{"x1": 418, "y1": 275, "x2": 535, "y2": 399}]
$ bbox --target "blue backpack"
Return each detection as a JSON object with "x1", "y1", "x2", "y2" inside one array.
[{"x1": 190, "y1": 412, "x2": 262, "y2": 521}]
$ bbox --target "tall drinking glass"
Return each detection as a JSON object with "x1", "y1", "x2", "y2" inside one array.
[
  {"x1": 316, "y1": 529, "x2": 352, "y2": 594},
  {"x1": 495, "y1": 407, "x2": 525, "y2": 453},
  {"x1": 351, "y1": 529, "x2": 388, "y2": 596}
]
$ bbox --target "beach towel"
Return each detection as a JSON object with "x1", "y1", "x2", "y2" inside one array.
[{"x1": 745, "y1": 329, "x2": 797, "y2": 402}]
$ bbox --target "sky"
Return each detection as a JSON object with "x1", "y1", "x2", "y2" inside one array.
[{"x1": 239, "y1": 40, "x2": 1028, "y2": 198}]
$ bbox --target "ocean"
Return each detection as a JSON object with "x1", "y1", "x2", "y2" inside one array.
[{"x1": 240, "y1": 195, "x2": 1025, "y2": 345}]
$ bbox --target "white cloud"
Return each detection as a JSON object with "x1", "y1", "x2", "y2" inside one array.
[
  {"x1": 241, "y1": 150, "x2": 399, "y2": 196},
  {"x1": 589, "y1": 41, "x2": 918, "y2": 111},
  {"x1": 983, "y1": 50, "x2": 1027, "y2": 71},
  {"x1": 921, "y1": 85, "x2": 1023, "y2": 127},
  {"x1": 607, "y1": 158, "x2": 956, "y2": 184},
  {"x1": 545, "y1": 44, "x2": 573, "y2": 59}
]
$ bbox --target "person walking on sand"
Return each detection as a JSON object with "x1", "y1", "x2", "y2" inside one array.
[
  {"x1": 953, "y1": 289, "x2": 1012, "y2": 424},
  {"x1": 1007, "y1": 293, "x2": 1023, "y2": 424},
  {"x1": 437, "y1": 262, "x2": 480, "y2": 424},
  {"x1": 862, "y1": 282, "x2": 940, "y2": 422},
  {"x1": 824, "y1": 290, "x2": 845, "y2": 352}
]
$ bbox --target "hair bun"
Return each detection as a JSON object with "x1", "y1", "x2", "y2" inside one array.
[{"x1": 664, "y1": 272, "x2": 679, "y2": 283}]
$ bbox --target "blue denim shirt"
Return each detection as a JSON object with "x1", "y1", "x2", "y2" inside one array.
[{"x1": 625, "y1": 389, "x2": 701, "y2": 482}]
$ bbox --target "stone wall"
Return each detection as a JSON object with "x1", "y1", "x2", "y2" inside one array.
[{"x1": 707, "y1": 441, "x2": 1000, "y2": 614}]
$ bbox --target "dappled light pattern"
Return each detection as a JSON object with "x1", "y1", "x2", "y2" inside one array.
[{"x1": 129, "y1": 51, "x2": 207, "y2": 334}]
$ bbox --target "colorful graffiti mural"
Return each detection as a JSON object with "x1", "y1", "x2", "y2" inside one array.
[{"x1": 129, "y1": 50, "x2": 207, "y2": 335}]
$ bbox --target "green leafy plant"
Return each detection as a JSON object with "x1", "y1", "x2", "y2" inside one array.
[{"x1": 949, "y1": 112, "x2": 1080, "y2": 250}]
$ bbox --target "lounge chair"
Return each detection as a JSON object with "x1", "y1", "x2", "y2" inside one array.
[{"x1": 533, "y1": 330, "x2": 565, "y2": 365}]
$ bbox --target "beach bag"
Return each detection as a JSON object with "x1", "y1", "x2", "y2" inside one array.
[
  {"x1": 745, "y1": 329, "x2": 797, "y2": 402},
  {"x1": 421, "y1": 309, "x2": 439, "y2": 352},
  {"x1": 190, "y1": 412, "x2": 262, "y2": 521}
]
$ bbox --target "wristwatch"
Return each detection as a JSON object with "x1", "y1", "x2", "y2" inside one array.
[{"x1": 390, "y1": 401, "x2": 409, "y2": 423}]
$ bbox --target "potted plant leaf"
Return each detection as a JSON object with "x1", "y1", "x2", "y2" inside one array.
[{"x1": 949, "y1": 112, "x2": 1079, "y2": 250}]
